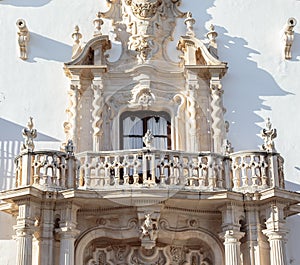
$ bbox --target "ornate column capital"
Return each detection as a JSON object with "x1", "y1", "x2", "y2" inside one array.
[{"x1": 219, "y1": 230, "x2": 245, "y2": 242}]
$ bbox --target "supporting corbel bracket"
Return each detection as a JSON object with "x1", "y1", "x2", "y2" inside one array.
[
  {"x1": 16, "y1": 19, "x2": 30, "y2": 60},
  {"x1": 283, "y1": 17, "x2": 297, "y2": 60}
]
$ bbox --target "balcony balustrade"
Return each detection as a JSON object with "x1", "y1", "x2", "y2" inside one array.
[{"x1": 14, "y1": 148, "x2": 285, "y2": 193}]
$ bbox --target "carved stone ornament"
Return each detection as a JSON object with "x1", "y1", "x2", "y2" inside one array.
[
  {"x1": 16, "y1": 19, "x2": 30, "y2": 60},
  {"x1": 185, "y1": 12, "x2": 195, "y2": 37},
  {"x1": 21, "y1": 117, "x2": 37, "y2": 152},
  {"x1": 101, "y1": 0, "x2": 185, "y2": 64},
  {"x1": 261, "y1": 118, "x2": 277, "y2": 152},
  {"x1": 125, "y1": 0, "x2": 163, "y2": 19}
]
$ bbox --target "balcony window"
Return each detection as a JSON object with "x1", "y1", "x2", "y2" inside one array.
[{"x1": 120, "y1": 111, "x2": 171, "y2": 150}]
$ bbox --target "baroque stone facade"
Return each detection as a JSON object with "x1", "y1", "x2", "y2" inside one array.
[{"x1": 1, "y1": 1, "x2": 300, "y2": 265}]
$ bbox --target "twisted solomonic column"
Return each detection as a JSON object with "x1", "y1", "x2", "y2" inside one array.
[
  {"x1": 187, "y1": 91, "x2": 198, "y2": 151},
  {"x1": 210, "y1": 81, "x2": 226, "y2": 153},
  {"x1": 91, "y1": 78, "x2": 104, "y2": 152},
  {"x1": 64, "y1": 84, "x2": 79, "y2": 148}
]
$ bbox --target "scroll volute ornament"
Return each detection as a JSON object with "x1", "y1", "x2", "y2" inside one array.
[{"x1": 125, "y1": 0, "x2": 163, "y2": 19}]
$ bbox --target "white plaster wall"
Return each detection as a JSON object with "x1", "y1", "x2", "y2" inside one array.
[{"x1": 0, "y1": 0, "x2": 300, "y2": 264}]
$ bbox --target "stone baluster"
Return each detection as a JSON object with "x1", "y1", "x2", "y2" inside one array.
[
  {"x1": 241, "y1": 155, "x2": 248, "y2": 187},
  {"x1": 133, "y1": 154, "x2": 140, "y2": 183},
  {"x1": 250, "y1": 154, "x2": 258, "y2": 186},
  {"x1": 207, "y1": 155, "x2": 216, "y2": 188},
  {"x1": 263, "y1": 204, "x2": 288, "y2": 265},
  {"x1": 210, "y1": 72, "x2": 226, "y2": 153}
]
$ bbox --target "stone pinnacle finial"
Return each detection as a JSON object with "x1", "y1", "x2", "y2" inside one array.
[
  {"x1": 261, "y1": 118, "x2": 277, "y2": 152},
  {"x1": 184, "y1": 12, "x2": 195, "y2": 37},
  {"x1": 65, "y1": 139, "x2": 75, "y2": 156},
  {"x1": 207, "y1": 24, "x2": 218, "y2": 59},
  {"x1": 71, "y1": 25, "x2": 82, "y2": 59},
  {"x1": 72, "y1": 25, "x2": 82, "y2": 44},
  {"x1": 93, "y1": 12, "x2": 104, "y2": 37},
  {"x1": 207, "y1": 24, "x2": 218, "y2": 42},
  {"x1": 21, "y1": 117, "x2": 37, "y2": 152}
]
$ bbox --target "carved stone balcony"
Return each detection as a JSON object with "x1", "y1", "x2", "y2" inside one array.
[{"x1": 14, "y1": 148, "x2": 285, "y2": 193}]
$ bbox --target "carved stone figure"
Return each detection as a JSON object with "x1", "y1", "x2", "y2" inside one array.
[
  {"x1": 140, "y1": 213, "x2": 157, "y2": 240},
  {"x1": 143, "y1": 130, "x2": 154, "y2": 148}
]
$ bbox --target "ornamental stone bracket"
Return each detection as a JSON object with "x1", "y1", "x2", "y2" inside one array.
[
  {"x1": 283, "y1": 17, "x2": 297, "y2": 60},
  {"x1": 16, "y1": 19, "x2": 30, "y2": 60}
]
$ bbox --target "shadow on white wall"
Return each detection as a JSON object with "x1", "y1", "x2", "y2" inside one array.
[
  {"x1": 27, "y1": 32, "x2": 72, "y2": 63},
  {"x1": 290, "y1": 32, "x2": 300, "y2": 62},
  {"x1": 217, "y1": 26, "x2": 293, "y2": 151},
  {"x1": 173, "y1": 1, "x2": 292, "y2": 151},
  {"x1": 0, "y1": 0, "x2": 51, "y2": 7},
  {"x1": 0, "y1": 118, "x2": 60, "y2": 191}
]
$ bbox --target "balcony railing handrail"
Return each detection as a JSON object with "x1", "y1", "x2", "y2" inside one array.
[{"x1": 13, "y1": 148, "x2": 285, "y2": 192}]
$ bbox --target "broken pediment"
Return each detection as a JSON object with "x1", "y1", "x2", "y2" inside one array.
[{"x1": 65, "y1": 35, "x2": 111, "y2": 67}]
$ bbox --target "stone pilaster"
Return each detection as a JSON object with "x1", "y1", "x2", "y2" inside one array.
[
  {"x1": 56, "y1": 203, "x2": 80, "y2": 265},
  {"x1": 58, "y1": 228, "x2": 79, "y2": 265},
  {"x1": 242, "y1": 201, "x2": 270, "y2": 265},
  {"x1": 38, "y1": 200, "x2": 55, "y2": 265}
]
